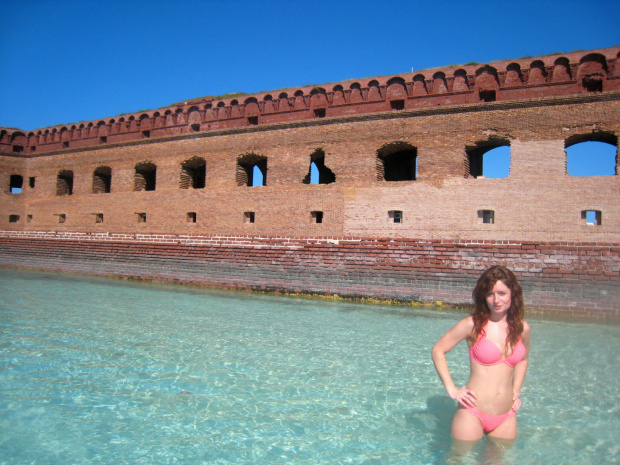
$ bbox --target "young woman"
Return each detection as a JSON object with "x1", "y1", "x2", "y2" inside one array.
[{"x1": 432, "y1": 266, "x2": 531, "y2": 442}]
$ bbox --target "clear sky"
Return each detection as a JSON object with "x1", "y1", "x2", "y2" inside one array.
[{"x1": 0, "y1": 0, "x2": 618, "y2": 176}]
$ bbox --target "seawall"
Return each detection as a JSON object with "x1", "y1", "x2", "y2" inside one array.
[{"x1": 1, "y1": 231, "x2": 617, "y2": 320}]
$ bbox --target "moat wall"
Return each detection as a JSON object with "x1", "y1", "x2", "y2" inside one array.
[
  {"x1": 0, "y1": 231, "x2": 618, "y2": 320},
  {"x1": 1, "y1": 46, "x2": 619, "y2": 318}
]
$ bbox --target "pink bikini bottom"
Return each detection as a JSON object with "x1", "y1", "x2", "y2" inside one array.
[{"x1": 465, "y1": 407, "x2": 516, "y2": 433}]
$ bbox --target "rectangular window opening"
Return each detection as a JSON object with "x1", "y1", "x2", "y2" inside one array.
[
  {"x1": 479, "y1": 90, "x2": 496, "y2": 102},
  {"x1": 388, "y1": 210, "x2": 403, "y2": 224},
  {"x1": 9, "y1": 215, "x2": 20, "y2": 223},
  {"x1": 582, "y1": 210, "x2": 602, "y2": 226},
  {"x1": 142, "y1": 130, "x2": 150, "y2": 138},
  {"x1": 191, "y1": 123, "x2": 200, "y2": 132},
  {"x1": 187, "y1": 212, "x2": 197, "y2": 223},
  {"x1": 314, "y1": 108, "x2": 326, "y2": 118},
  {"x1": 244, "y1": 211, "x2": 255, "y2": 224},
  {"x1": 93, "y1": 213, "x2": 104, "y2": 224},
  {"x1": 27, "y1": 214, "x2": 33, "y2": 223},
  {"x1": 29, "y1": 177, "x2": 36, "y2": 188},
  {"x1": 63, "y1": 141, "x2": 70, "y2": 148},
  {"x1": 478, "y1": 209, "x2": 495, "y2": 224},
  {"x1": 56, "y1": 214, "x2": 66, "y2": 224},
  {"x1": 99, "y1": 136, "x2": 107, "y2": 144},
  {"x1": 9, "y1": 175, "x2": 23, "y2": 194},
  {"x1": 390, "y1": 100, "x2": 405, "y2": 110},
  {"x1": 12, "y1": 145, "x2": 23, "y2": 153},
  {"x1": 311, "y1": 211, "x2": 324, "y2": 224},
  {"x1": 248, "y1": 116, "x2": 258, "y2": 126},
  {"x1": 136, "y1": 212, "x2": 147, "y2": 223}
]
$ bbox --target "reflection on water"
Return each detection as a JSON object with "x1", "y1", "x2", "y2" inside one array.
[{"x1": 0, "y1": 269, "x2": 618, "y2": 465}]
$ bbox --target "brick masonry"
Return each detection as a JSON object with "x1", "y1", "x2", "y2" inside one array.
[
  {"x1": 1, "y1": 46, "x2": 619, "y2": 318},
  {"x1": 0, "y1": 231, "x2": 618, "y2": 320}
]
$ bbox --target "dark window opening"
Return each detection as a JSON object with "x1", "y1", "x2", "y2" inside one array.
[
  {"x1": 390, "y1": 100, "x2": 405, "y2": 110},
  {"x1": 29, "y1": 177, "x2": 35, "y2": 188},
  {"x1": 304, "y1": 149, "x2": 336, "y2": 184},
  {"x1": 9, "y1": 215, "x2": 19, "y2": 223},
  {"x1": 63, "y1": 141, "x2": 69, "y2": 148},
  {"x1": 137, "y1": 212, "x2": 146, "y2": 223},
  {"x1": 27, "y1": 214, "x2": 33, "y2": 223},
  {"x1": 377, "y1": 143, "x2": 417, "y2": 181},
  {"x1": 478, "y1": 210, "x2": 495, "y2": 224},
  {"x1": 56, "y1": 214, "x2": 66, "y2": 224},
  {"x1": 94, "y1": 213, "x2": 104, "y2": 223},
  {"x1": 12, "y1": 145, "x2": 23, "y2": 153},
  {"x1": 142, "y1": 130, "x2": 150, "y2": 138},
  {"x1": 248, "y1": 116, "x2": 258, "y2": 126},
  {"x1": 191, "y1": 123, "x2": 200, "y2": 132},
  {"x1": 311, "y1": 211, "x2": 324, "y2": 224},
  {"x1": 93, "y1": 166, "x2": 112, "y2": 193},
  {"x1": 99, "y1": 136, "x2": 107, "y2": 144},
  {"x1": 56, "y1": 170, "x2": 74, "y2": 196},
  {"x1": 582, "y1": 76, "x2": 603, "y2": 93},
  {"x1": 30, "y1": 147, "x2": 36, "y2": 153},
  {"x1": 187, "y1": 212, "x2": 197, "y2": 223},
  {"x1": 180, "y1": 157, "x2": 206, "y2": 189},
  {"x1": 388, "y1": 210, "x2": 403, "y2": 224},
  {"x1": 134, "y1": 162, "x2": 157, "y2": 191},
  {"x1": 565, "y1": 139, "x2": 617, "y2": 176},
  {"x1": 244, "y1": 211, "x2": 255, "y2": 224},
  {"x1": 467, "y1": 142, "x2": 511, "y2": 178},
  {"x1": 10, "y1": 175, "x2": 23, "y2": 194},
  {"x1": 314, "y1": 108, "x2": 326, "y2": 118},
  {"x1": 582, "y1": 210, "x2": 602, "y2": 225},
  {"x1": 237, "y1": 154, "x2": 267, "y2": 187},
  {"x1": 479, "y1": 90, "x2": 496, "y2": 102}
]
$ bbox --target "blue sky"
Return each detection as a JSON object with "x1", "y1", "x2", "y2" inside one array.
[{"x1": 1, "y1": 0, "x2": 618, "y2": 176}]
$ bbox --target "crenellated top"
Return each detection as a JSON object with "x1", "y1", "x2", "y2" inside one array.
[{"x1": 2, "y1": 46, "x2": 619, "y2": 155}]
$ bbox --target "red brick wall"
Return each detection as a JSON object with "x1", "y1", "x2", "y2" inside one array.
[{"x1": 1, "y1": 231, "x2": 617, "y2": 320}]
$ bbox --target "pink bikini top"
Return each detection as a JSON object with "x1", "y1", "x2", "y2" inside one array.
[{"x1": 470, "y1": 327, "x2": 525, "y2": 367}]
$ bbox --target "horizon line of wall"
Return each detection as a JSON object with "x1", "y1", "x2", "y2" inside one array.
[{"x1": 2, "y1": 46, "x2": 619, "y2": 154}]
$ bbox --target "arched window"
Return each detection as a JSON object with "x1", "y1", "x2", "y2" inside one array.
[
  {"x1": 236, "y1": 153, "x2": 267, "y2": 187},
  {"x1": 467, "y1": 140, "x2": 511, "y2": 178},
  {"x1": 180, "y1": 157, "x2": 206, "y2": 189},
  {"x1": 377, "y1": 142, "x2": 417, "y2": 181},
  {"x1": 565, "y1": 134, "x2": 617, "y2": 176},
  {"x1": 134, "y1": 162, "x2": 157, "y2": 191},
  {"x1": 303, "y1": 149, "x2": 335, "y2": 184},
  {"x1": 57, "y1": 170, "x2": 74, "y2": 196},
  {"x1": 93, "y1": 166, "x2": 112, "y2": 193}
]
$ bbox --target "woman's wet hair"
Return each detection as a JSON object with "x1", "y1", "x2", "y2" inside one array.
[{"x1": 471, "y1": 265, "x2": 525, "y2": 350}]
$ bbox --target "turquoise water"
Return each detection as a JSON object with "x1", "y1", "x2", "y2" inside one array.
[{"x1": 0, "y1": 269, "x2": 618, "y2": 465}]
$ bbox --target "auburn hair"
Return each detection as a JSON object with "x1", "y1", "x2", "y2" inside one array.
[{"x1": 471, "y1": 265, "x2": 525, "y2": 353}]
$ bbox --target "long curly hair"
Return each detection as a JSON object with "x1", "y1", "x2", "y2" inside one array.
[{"x1": 471, "y1": 266, "x2": 525, "y2": 353}]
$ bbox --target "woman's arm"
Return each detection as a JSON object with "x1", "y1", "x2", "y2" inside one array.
[
  {"x1": 431, "y1": 316, "x2": 478, "y2": 407},
  {"x1": 511, "y1": 320, "x2": 531, "y2": 410}
]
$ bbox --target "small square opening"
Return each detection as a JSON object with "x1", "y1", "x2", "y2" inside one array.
[
  {"x1": 311, "y1": 211, "x2": 324, "y2": 224},
  {"x1": 478, "y1": 210, "x2": 495, "y2": 224},
  {"x1": 94, "y1": 213, "x2": 104, "y2": 224},
  {"x1": 9, "y1": 215, "x2": 20, "y2": 223},
  {"x1": 388, "y1": 210, "x2": 403, "y2": 224},
  {"x1": 191, "y1": 123, "x2": 200, "y2": 132},
  {"x1": 27, "y1": 214, "x2": 33, "y2": 223},
  {"x1": 479, "y1": 90, "x2": 496, "y2": 102},
  {"x1": 56, "y1": 214, "x2": 66, "y2": 224},
  {"x1": 582, "y1": 210, "x2": 602, "y2": 226},
  {"x1": 314, "y1": 108, "x2": 326, "y2": 118},
  {"x1": 63, "y1": 141, "x2": 70, "y2": 148},
  {"x1": 244, "y1": 211, "x2": 255, "y2": 224},
  {"x1": 137, "y1": 212, "x2": 147, "y2": 223},
  {"x1": 142, "y1": 130, "x2": 150, "y2": 138},
  {"x1": 248, "y1": 116, "x2": 258, "y2": 126},
  {"x1": 187, "y1": 212, "x2": 197, "y2": 223},
  {"x1": 390, "y1": 100, "x2": 405, "y2": 110},
  {"x1": 99, "y1": 136, "x2": 107, "y2": 144}
]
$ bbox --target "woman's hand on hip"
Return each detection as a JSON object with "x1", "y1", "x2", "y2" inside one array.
[{"x1": 449, "y1": 387, "x2": 478, "y2": 408}]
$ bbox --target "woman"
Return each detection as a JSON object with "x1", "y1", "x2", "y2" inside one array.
[{"x1": 431, "y1": 265, "x2": 530, "y2": 442}]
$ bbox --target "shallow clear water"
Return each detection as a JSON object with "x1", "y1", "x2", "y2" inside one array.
[{"x1": 0, "y1": 269, "x2": 618, "y2": 465}]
